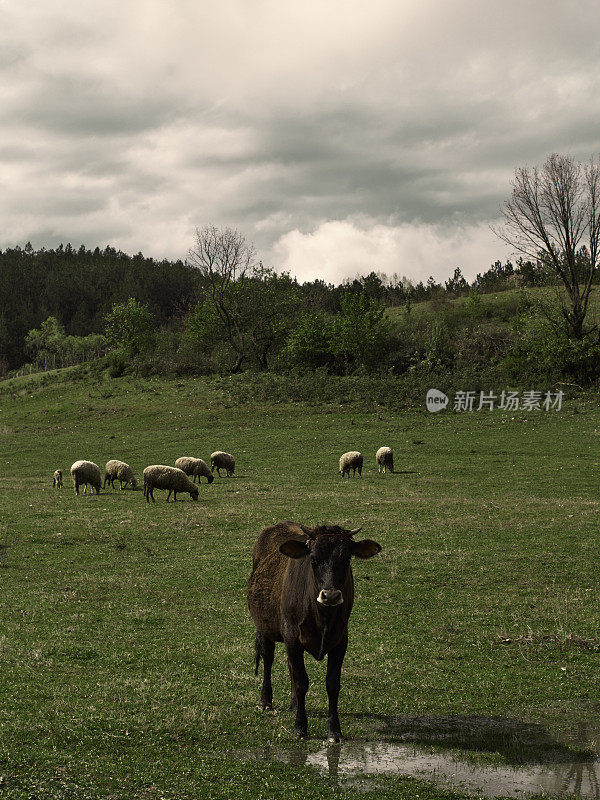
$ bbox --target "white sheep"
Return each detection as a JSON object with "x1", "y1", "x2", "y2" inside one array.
[
  {"x1": 376, "y1": 446, "x2": 394, "y2": 474},
  {"x1": 53, "y1": 469, "x2": 63, "y2": 488},
  {"x1": 104, "y1": 459, "x2": 138, "y2": 490},
  {"x1": 210, "y1": 451, "x2": 235, "y2": 477},
  {"x1": 70, "y1": 460, "x2": 102, "y2": 495},
  {"x1": 339, "y1": 451, "x2": 363, "y2": 478},
  {"x1": 174, "y1": 457, "x2": 214, "y2": 484},
  {"x1": 143, "y1": 465, "x2": 199, "y2": 503}
]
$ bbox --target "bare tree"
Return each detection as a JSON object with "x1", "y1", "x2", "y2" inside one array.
[
  {"x1": 187, "y1": 226, "x2": 300, "y2": 372},
  {"x1": 187, "y1": 226, "x2": 257, "y2": 371},
  {"x1": 495, "y1": 153, "x2": 600, "y2": 339}
]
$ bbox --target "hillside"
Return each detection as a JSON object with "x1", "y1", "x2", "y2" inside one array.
[
  {"x1": 2, "y1": 241, "x2": 599, "y2": 388},
  {"x1": 387, "y1": 285, "x2": 600, "y2": 324}
]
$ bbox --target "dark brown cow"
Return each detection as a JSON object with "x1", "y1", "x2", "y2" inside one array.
[{"x1": 247, "y1": 521, "x2": 381, "y2": 742}]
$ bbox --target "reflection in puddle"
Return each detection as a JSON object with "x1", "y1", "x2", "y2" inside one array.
[
  {"x1": 242, "y1": 743, "x2": 600, "y2": 797},
  {"x1": 314, "y1": 743, "x2": 600, "y2": 798},
  {"x1": 239, "y1": 710, "x2": 600, "y2": 798}
]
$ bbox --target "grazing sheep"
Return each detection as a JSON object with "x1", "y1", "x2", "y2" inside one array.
[
  {"x1": 104, "y1": 459, "x2": 138, "y2": 490},
  {"x1": 70, "y1": 460, "x2": 102, "y2": 495},
  {"x1": 210, "y1": 451, "x2": 235, "y2": 477},
  {"x1": 143, "y1": 465, "x2": 199, "y2": 503},
  {"x1": 376, "y1": 446, "x2": 394, "y2": 474},
  {"x1": 53, "y1": 469, "x2": 63, "y2": 488},
  {"x1": 339, "y1": 451, "x2": 363, "y2": 478},
  {"x1": 174, "y1": 457, "x2": 215, "y2": 484}
]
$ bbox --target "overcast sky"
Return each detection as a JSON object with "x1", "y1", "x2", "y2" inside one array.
[{"x1": 2, "y1": 0, "x2": 600, "y2": 284}]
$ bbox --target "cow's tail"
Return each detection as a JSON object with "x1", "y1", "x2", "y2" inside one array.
[{"x1": 254, "y1": 631, "x2": 263, "y2": 676}]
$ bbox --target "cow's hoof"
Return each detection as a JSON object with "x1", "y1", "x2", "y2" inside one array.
[
  {"x1": 261, "y1": 703, "x2": 273, "y2": 712},
  {"x1": 327, "y1": 735, "x2": 341, "y2": 744}
]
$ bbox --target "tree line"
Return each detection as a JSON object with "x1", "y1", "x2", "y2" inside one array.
[
  {"x1": 4, "y1": 153, "x2": 600, "y2": 384},
  {"x1": 0, "y1": 243, "x2": 197, "y2": 374},
  {"x1": 0, "y1": 237, "x2": 572, "y2": 376}
]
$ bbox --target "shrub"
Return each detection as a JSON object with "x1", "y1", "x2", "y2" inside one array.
[
  {"x1": 104, "y1": 298, "x2": 155, "y2": 360},
  {"x1": 333, "y1": 290, "x2": 392, "y2": 372},
  {"x1": 455, "y1": 324, "x2": 515, "y2": 371},
  {"x1": 424, "y1": 320, "x2": 453, "y2": 368},
  {"x1": 107, "y1": 351, "x2": 128, "y2": 378},
  {"x1": 504, "y1": 314, "x2": 600, "y2": 384},
  {"x1": 279, "y1": 311, "x2": 337, "y2": 371}
]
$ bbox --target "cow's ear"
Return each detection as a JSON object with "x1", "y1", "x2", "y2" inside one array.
[
  {"x1": 280, "y1": 539, "x2": 310, "y2": 559},
  {"x1": 352, "y1": 539, "x2": 382, "y2": 559}
]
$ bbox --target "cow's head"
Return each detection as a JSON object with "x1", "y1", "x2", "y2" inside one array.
[{"x1": 279, "y1": 525, "x2": 381, "y2": 607}]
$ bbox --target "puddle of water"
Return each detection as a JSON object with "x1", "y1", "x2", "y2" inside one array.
[
  {"x1": 237, "y1": 708, "x2": 600, "y2": 798},
  {"x1": 313, "y1": 743, "x2": 600, "y2": 798},
  {"x1": 240, "y1": 742, "x2": 600, "y2": 798}
]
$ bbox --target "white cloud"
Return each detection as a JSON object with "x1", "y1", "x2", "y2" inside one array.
[{"x1": 271, "y1": 218, "x2": 512, "y2": 284}]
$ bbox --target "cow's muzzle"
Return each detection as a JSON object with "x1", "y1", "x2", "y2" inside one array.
[{"x1": 317, "y1": 589, "x2": 343, "y2": 607}]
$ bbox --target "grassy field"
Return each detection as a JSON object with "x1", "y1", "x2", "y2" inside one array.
[
  {"x1": 0, "y1": 373, "x2": 599, "y2": 799},
  {"x1": 385, "y1": 285, "x2": 600, "y2": 323}
]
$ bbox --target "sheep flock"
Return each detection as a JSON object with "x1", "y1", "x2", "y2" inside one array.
[
  {"x1": 54, "y1": 443, "x2": 394, "y2": 503},
  {"x1": 56, "y1": 449, "x2": 236, "y2": 502}
]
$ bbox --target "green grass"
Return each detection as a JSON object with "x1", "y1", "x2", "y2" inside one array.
[
  {"x1": 0, "y1": 374, "x2": 599, "y2": 799},
  {"x1": 386, "y1": 285, "x2": 600, "y2": 324}
]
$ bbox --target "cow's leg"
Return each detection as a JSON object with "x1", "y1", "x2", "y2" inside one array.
[
  {"x1": 289, "y1": 669, "x2": 296, "y2": 711},
  {"x1": 260, "y1": 637, "x2": 275, "y2": 711},
  {"x1": 286, "y1": 641, "x2": 309, "y2": 738},
  {"x1": 326, "y1": 636, "x2": 348, "y2": 743}
]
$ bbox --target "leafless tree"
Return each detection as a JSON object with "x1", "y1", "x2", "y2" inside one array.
[
  {"x1": 187, "y1": 226, "x2": 257, "y2": 371},
  {"x1": 187, "y1": 226, "x2": 300, "y2": 372},
  {"x1": 495, "y1": 153, "x2": 600, "y2": 339}
]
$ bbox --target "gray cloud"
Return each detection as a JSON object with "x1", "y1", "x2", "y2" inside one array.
[{"x1": 2, "y1": 0, "x2": 600, "y2": 281}]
